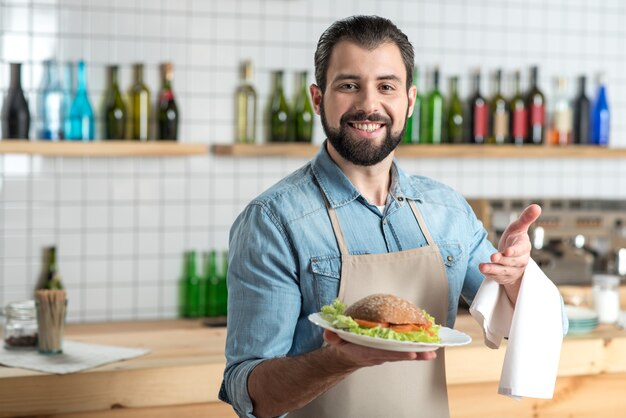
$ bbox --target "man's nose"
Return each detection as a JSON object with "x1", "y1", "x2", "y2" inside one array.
[{"x1": 353, "y1": 87, "x2": 379, "y2": 115}]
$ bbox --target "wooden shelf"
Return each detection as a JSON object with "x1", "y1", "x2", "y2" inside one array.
[
  {"x1": 212, "y1": 143, "x2": 626, "y2": 159},
  {"x1": 0, "y1": 140, "x2": 208, "y2": 157}
]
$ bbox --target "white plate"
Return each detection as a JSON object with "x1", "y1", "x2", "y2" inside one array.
[
  {"x1": 565, "y1": 305, "x2": 598, "y2": 321},
  {"x1": 308, "y1": 312, "x2": 472, "y2": 352}
]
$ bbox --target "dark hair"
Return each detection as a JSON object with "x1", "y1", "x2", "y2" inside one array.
[{"x1": 314, "y1": 15, "x2": 414, "y2": 93}]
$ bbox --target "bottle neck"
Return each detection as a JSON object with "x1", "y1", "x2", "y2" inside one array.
[
  {"x1": 161, "y1": 64, "x2": 173, "y2": 90},
  {"x1": 108, "y1": 67, "x2": 119, "y2": 88},
  {"x1": 46, "y1": 62, "x2": 60, "y2": 87},
  {"x1": 473, "y1": 74, "x2": 481, "y2": 95},
  {"x1": 134, "y1": 65, "x2": 144, "y2": 84},
  {"x1": 514, "y1": 73, "x2": 521, "y2": 95},
  {"x1": 77, "y1": 61, "x2": 88, "y2": 92},
  {"x1": 578, "y1": 77, "x2": 586, "y2": 96},
  {"x1": 274, "y1": 72, "x2": 284, "y2": 91},
  {"x1": 432, "y1": 70, "x2": 439, "y2": 89},
  {"x1": 9, "y1": 63, "x2": 22, "y2": 90},
  {"x1": 530, "y1": 68, "x2": 538, "y2": 88},
  {"x1": 47, "y1": 247, "x2": 57, "y2": 273},
  {"x1": 186, "y1": 252, "x2": 196, "y2": 277},
  {"x1": 494, "y1": 71, "x2": 502, "y2": 94},
  {"x1": 449, "y1": 78, "x2": 458, "y2": 95}
]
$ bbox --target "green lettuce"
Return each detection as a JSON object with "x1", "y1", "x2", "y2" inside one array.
[{"x1": 320, "y1": 299, "x2": 441, "y2": 343}]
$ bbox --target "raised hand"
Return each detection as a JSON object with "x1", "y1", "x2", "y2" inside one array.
[{"x1": 478, "y1": 204, "x2": 542, "y2": 303}]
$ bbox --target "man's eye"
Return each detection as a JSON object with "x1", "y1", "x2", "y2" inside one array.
[
  {"x1": 380, "y1": 84, "x2": 394, "y2": 91},
  {"x1": 340, "y1": 83, "x2": 357, "y2": 90}
]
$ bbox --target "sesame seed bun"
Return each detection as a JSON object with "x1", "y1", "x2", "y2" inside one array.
[{"x1": 344, "y1": 293, "x2": 428, "y2": 326}]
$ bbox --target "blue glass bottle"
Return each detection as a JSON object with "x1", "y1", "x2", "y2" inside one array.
[
  {"x1": 62, "y1": 62, "x2": 74, "y2": 139},
  {"x1": 40, "y1": 60, "x2": 64, "y2": 140},
  {"x1": 591, "y1": 74, "x2": 610, "y2": 146},
  {"x1": 67, "y1": 60, "x2": 94, "y2": 141}
]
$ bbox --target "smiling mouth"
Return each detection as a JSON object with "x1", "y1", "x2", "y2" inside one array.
[{"x1": 349, "y1": 122, "x2": 384, "y2": 133}]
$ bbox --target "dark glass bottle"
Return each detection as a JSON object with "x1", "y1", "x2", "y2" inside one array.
[
  {"x1": 235, "y1": 60, "x2": 257, "y2": 143},
  {"x1": 128, "y1": 63, "x2": 151, "y2": 141},
  {"x1": 420, "y1": 67, "x2": 444, "y2": 144},
  {"x1": 1, "y1": 63, "x2": 31, "y2": 139},
  {"x1": 103, "y1": 65, "x2": 127, "y2": 140},
  {"x1": 204, "y1": 250, "x2": 228, "y2": 317},
  {"x1": 293, "y1": 71, "x2": 314, "y2": 143},
  {"x1": 446, "y1": 76, "x2": 464, "y2": 144},
  {"x1": 67, "y1": 60, "x2": 95, "y2": 141},
  {"x1": 179, "y1": 251, "x2": 202, "y2": 318},
  {"x1": 157, "y1": 62, "x2": 178, "y2": 141},
  {"x1": 509, "y1": 71, "x2": 527, "y2": 145},
  {"x1": 572, "y1": 76, "x2": 590, "y2": 144},
  {"x1": 468, "y1": 70, "x2": 488, "y2": 144},
  {"x1": 525, "y1": 66, "x2": 545, "y2": 144},
  {"x1": 268, "y1": 70, "x2": 290, "y2": 142},
  {"x1": 40, "y1": 60, "x2": 64, "y2": 140},
  {"x1": 591, "y1": 73, "x2": 610, "y2": 146},
  {"x1": 488, "y1": 69, "x2": 510, "y2": 144}
]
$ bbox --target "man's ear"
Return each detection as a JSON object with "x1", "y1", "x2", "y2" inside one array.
[{"x1": 310, "y1": 84, "x2": 323, "y2": 115}]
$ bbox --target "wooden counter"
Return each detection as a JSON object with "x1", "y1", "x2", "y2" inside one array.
[{"x1": 1, "y1": 315, "x2": 625, "y2": 418}]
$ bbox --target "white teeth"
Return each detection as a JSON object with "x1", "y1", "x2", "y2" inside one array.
[{"x1": 353, "y1": 123, "x2": 381, "y2": 132}]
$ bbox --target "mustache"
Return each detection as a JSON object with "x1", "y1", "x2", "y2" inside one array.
[{"x1": 340, "y1": 111, "x2": 391, "y2": 125}]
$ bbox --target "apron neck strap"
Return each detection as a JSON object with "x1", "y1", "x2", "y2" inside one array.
[{"x1": 408, "y1": 200, "x2": 436, "y2": 246}]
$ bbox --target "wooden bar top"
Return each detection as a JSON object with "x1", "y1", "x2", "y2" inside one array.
[{"x1": 1, "y1": 314, "x2": 625, "y2": 417}]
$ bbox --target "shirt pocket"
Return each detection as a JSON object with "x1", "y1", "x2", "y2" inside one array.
[
  {"x1": 310, "y1": 255, "x2": 342, "y2": 311},
  {"x1": 437, "y1": 241, "x2": 465, "y2": 269}
]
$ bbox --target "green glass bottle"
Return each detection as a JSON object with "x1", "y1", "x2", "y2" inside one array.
[
  {"x1": 128, "y1": 63, "x2": 151, "y2": 141},
  {"x1": 205, "y1": 250, "x2": 220, "y2": 317},
  {"x1": 157, "y1": 62, "x2": 178, "y2": 141},
  {"x1": 35, "y1": 246, "x2": 63, "y2": 291},
  {"x1": 218, "y1": 250, "x2": 228, "y2": 316},
  {"x1": 420, "y1": 67, "x2": 444, "y2": 144},
  {"x1": 103, "y1": 65, "x2": 127, "y2": 140},
  {"x1": 446, "y1": 76, "x2": 464, "y2": 144},
  {"x1": 404, "y1": 67, "x2": 422, "y2": 144},
  {"x1": 292, "y1": 71, "x2": 314, "y2": 143},
  {"x1": 488, "y1": 69, "x2": 510, "y2": 144},
  {"x1": 268, "y1": 70, "x2": 290, "y2": 142},
  {"x1": 509, "y1": 70, "x2": 527, "y2": 145},
  {"x1": 179, "y1": 251, "x2": 201, "y2": 318},
  {"x1": 235, "y1": 60, "x2": 257, "y2": 143}
]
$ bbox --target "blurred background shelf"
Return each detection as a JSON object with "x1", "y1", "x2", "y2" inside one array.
[
  {"x1": 0, "y1": 141, "x2": 208, "y2": 157},
  {"x1": 212, "y1": 143, "x2": 626, "y2": 159}
]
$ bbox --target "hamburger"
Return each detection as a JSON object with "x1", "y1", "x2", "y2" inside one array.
[{"x1": 320, "y1": 293, "x2": 441, "y2": 343}]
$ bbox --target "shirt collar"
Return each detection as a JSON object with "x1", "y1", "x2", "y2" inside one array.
[{"x1": 311, "y1": 141, "x2": 424, "y2": 208}]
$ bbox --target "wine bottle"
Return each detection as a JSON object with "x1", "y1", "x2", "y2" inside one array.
[
  {"x1": 488, "y1": 69, "x2": 510, "y2": 145},
  {"x1": 468, "y1": 70, "x2": 488, "y2": 144},
  {"x1": 404, "y1": 67, "x2": 422, "y2": 144},
  {"x1": 40, "y1": 60, "x2": 64, "y2": 140},
  {"x1": 128, "y1": 63, "x2": 151, "y2": 141},
  {"x1": 591, "y1": 73, "x2": 610, "y2": 146},
  {"x1": 1, "y1": 62, "x2": 30, "y2": 139},
  {"x1": 548, "y1": 77, "x2": 572, "y2": 146},
  {"x1": 293, "y1": 71, "x2": 314, "y2": 143},
  {"x1": 157, "y1": 62, "x2": 178, "y2": 141},
  {"x1": 102, "y1": 65, "x2": 127, "y2": 140},
  {"x1": 509, "y1": 71, "x2": 527, "y2": 145},
  {"x1": 62, "y1": 62, "x2": 74, "y2": 140},
  {"x1": 446, "y1": 76, "x2": 463, "y2": 144},
  {"x1": 235, "y1": 60, "x2": 257, "y2": 143},
  {"x1": 421, "y1": 67, "x2": 444, "y2": 144},
  {"x1": 525, "y1": 66, "x2": 545, "y2": 144},
  {"x1": 572, "y1": 76, "x2": 590, "y2": 144},
  {"x1": 179, "y1": 251, "x2": 202, "y2": 318},
  {"x1": 67, "y1": 60, "x2": 94, "y2": 141},
  {"x1": 268, "y1": 70, "x2": 290, "y2": 142}
]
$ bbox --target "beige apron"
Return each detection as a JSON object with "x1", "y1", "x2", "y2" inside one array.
[{"x1": 289, "y1": 200, "x2": 450, "y2": 418}]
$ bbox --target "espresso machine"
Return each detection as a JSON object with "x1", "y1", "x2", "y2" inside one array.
[{"x1": 469, "y1": 199, "x2": 626, "y2": 286}]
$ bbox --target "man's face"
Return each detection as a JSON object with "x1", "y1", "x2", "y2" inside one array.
[{"x1": 311, "y1": 41, "x2": 416, "y2": 166}]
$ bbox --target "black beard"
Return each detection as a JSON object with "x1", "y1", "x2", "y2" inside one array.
[{"x1": 320, "y1": 103, "x2": 408, "y2": 166}]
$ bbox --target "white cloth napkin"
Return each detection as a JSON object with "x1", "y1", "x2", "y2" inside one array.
[
  {"x1": 469, "y1": 258, "x2": 566, "y2": 399},
  {"x1": 0, "y1": 340, "x2": 149, "y2": 374}
]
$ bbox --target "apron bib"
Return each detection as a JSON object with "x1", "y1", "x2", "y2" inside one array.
[{"x1": 290, "y1": 200, "x2": 450, "y2": 418}]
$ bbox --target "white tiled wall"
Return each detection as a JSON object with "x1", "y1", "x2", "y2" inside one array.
[{"x1": 1, "y1": 0, "x2": 625, "y2": 322}]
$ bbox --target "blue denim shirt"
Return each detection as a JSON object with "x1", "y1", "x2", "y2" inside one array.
[{"x1": 219, "y1": 144, "x2": 496, "y2": 417}]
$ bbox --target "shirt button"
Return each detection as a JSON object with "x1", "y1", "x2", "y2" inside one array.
[
  {"x1": 397, "y1": 196, "x2": 404, "y2": 201},
  {"x1": 447, "y1": 255, "x2": 453, "y2": 262},
  {"x1": 382, "y1": 219, "x2": 387, "y2": 225}
]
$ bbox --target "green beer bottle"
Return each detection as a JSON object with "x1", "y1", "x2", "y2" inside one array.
[{"x1": 179, "y1": 251, "x2": 201, "y2": 318}]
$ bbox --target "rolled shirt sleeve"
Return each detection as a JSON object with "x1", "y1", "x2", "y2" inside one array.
[{"x1": 220, "y1": 201, "x2": 301, "y2": 417}]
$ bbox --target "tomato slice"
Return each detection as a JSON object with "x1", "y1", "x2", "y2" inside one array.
[{"x1": 354, "y1": 319, "x2": 389, "y2": 328}]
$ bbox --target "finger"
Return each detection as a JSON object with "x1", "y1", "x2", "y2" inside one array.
[
  {"x1": 505, "y1": 204, "x2": 542, "y2": 235},
  {"x1": 415, "y1": 351, "x2": 437, "y2": 361},
  {"x1": 489, "y1": 252, "x2": 529, "y2": 268},
  {"x1": 323, "y1": 330, "x2": 344, "y2": 345},
  {"x1": 479, "y1": 262, "x2": 524, "y2": 280}
]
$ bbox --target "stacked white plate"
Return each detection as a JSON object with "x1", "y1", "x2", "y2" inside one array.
[{"x1": 565, "y1": 305, "x2": 599, "y2": 334}]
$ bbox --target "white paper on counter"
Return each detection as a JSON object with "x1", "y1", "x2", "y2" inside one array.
[
  {"x1": 470, "y1": 258, "x2": 566, "y2": 399},
  {"x1": 0, "y1": 340, "x2": 149, "y2": 374}
]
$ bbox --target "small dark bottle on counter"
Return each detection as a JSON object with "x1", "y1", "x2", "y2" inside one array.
[
  {"x1": 1, "y1": 62, "x2": 31, "y2": 139},
  {"x1": 157, "y1": 62, "x2": 179, "y2": 140}
]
